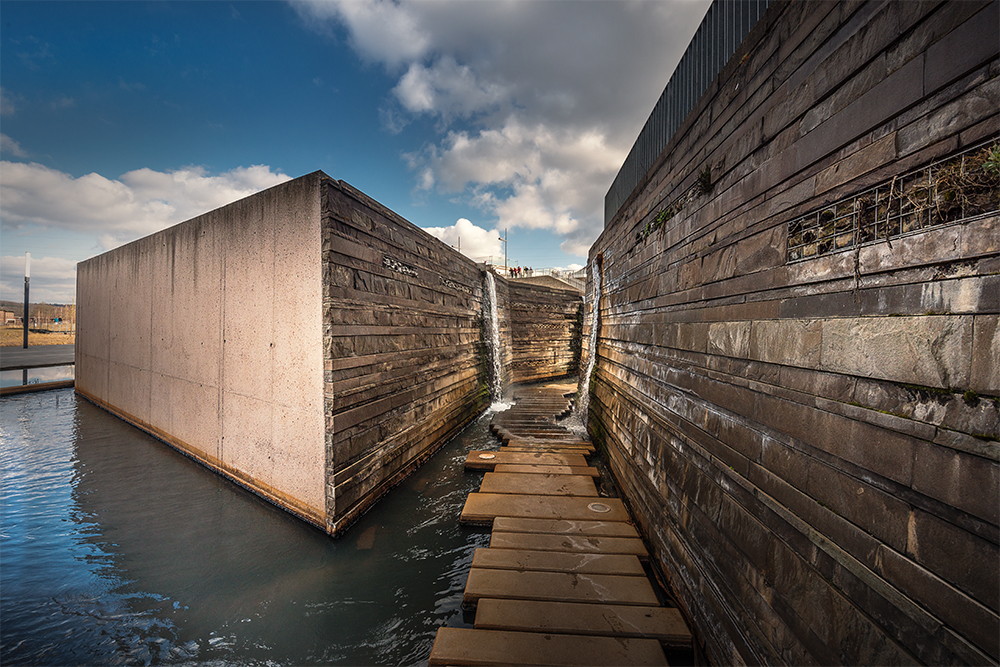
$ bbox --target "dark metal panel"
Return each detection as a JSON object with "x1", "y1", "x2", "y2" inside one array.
[{"x1": 604, "y1": 0, "x2": 772, "y2": 226}]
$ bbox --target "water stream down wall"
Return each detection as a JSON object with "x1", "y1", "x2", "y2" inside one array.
[{"x1": 77, "y1": 174, "x2": 582, "y2": 537}]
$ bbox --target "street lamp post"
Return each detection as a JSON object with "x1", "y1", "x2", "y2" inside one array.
[
  {"x1": 498, "y1": 229, "x2": 507, "y2": 276},
  {"x1": 23, "y1": 252, "x2": 30, "y2": 349}
]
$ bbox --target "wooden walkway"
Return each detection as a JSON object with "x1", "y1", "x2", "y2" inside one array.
[{"x1": 429, "y1": 380, "x2": 692, "y2": 666}]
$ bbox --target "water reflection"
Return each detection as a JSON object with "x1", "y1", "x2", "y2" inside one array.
[
  {"x1": 1, "y1": 389, "x2": 495, "y2": 665},
  {"x1": 0, "y1": 365, "x2": 75, "y2": 388}
]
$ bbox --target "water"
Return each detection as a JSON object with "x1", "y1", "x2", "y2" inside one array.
[
  {"x1": 1, "y1": 389, "x2": 500, "y2": 666},
  {"x1": 1, "y1": 365, "x2": 75, "y2": 388},
  {"x1": 482, "y1": 272, "x2": 509, "y2": 411},
  {"x1": 575, "y1": 259, "x2": 602, "y2": 420}
]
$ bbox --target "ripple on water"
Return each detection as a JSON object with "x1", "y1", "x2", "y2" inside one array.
[{"x1": 1, "y1": 389, "x2": 495, "y2": 665}]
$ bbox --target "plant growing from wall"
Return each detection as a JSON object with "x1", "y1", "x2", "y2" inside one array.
[{"x1": 697, "y1": 166, "x2": 713, "y2": 195}]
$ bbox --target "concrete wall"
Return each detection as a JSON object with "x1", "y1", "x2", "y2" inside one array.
[
  {"x1": 77, "y1": 174, "x2": 327, "y2": 527},
  {"x1": 588, "y1": 1, "x2": 998, "y2": 664},
  {"x1": 78, "y1": 172, "x2": 585, "y2": 537}
]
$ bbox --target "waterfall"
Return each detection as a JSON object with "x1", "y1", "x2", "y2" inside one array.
[
  {"x1": 483, "y1": 271, "x2": 509, "y2": 410},
  {"x1": 576, "y1": 259, "x2": 602, "y2": 420}
]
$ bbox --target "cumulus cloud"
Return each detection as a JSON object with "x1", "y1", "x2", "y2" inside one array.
[
  {"x1": 0, "y1": 161, "x2": 292, "y2": 252},
  {"x1": 292, "y1": 0, "x2": 712, "y2": 258},
  {"x1": 0, "y1": 255, "x2": 77, "y2": 304},
  {"x1": 1, "y1": 134, "x2": 28, "y2": 157},
  {"x1": 422, "y1": 218, "x2": 503, "y2": 264},
  {"x1": 0, "y1": 87, "x2": 17, "y2": 115}
]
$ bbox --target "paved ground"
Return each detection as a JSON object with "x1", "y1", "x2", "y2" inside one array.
[
  {"x1": 0, "y1": 344, "x2": 75, "y2": 370},
  {"x1": 428, "y1": 380, "x2": 693, "y2": 666}
]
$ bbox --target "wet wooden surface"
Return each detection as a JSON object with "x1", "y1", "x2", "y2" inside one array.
[{"x1": 430, "y1": 380, "x2": 691, "y2": 666}]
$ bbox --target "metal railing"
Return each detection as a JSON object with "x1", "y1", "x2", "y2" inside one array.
[{"x1": 605, "y1": 0, "x2": 770, "y2": 225}]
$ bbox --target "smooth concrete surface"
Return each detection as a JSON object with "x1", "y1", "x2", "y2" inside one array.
[
  {"x1": 462, "y1": 568, "x2": 660, "y2": 606},
  {"x1": 471, "y1": 547, "x2": 645, "y2": 576},
  {"x1": 77, "y1": 174, "x2": 327, "y2": 528},
  {"x1": 428, "y1": 627, "x2": 667, "y2": 666},
  {"x1": 489, "y1": 531, "x2": 649, "y2": 559},
  {"x1": 474, "y1": 599, "x2": 692, "y2": 644},
  {"x1": 1, "y1": 344, "x2": 75, "y2": 370},
  {"x1": 460, "y1": 493, "x2": 630, "y2": 525}
]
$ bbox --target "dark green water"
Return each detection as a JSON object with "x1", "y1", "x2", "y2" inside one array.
[{"x1": 1, "y1": 388, "x2": 495, "y2": 666}]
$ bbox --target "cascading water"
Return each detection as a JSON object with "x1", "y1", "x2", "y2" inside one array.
[
  {"x1": 483, "y1": 271, "x2": 510, "y2": 411},
  {"x1": 575, "y1": 258, "x2": 602, "y2": 421}
]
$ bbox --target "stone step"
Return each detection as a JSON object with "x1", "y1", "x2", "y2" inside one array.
[
  {"x1": 460, "y1": 493, "x2": 630, "y2": 525},
  {"x1": 471, "y1": 547, "x2": 645, "y2": 576},
  {"x1": 493, "y1": 516, "x2": 640, "y2": 538},
  {"x1": 474, "y1": 598, "x2": 692, "y2": 646},
  {"x1": 493, "y1": 464, "x2": 600, "y2": 478},
  {"x1": 428, "y1": 627, "x2": 668, "y2": 666},
  {"x1": 465, "y1": 451, "x2": 588, "y2": 471},
  {"x1": 463, "y1": 568, "x2": 660, "y2": 606},
  {"x1": 479, "y1": 472, "x2": 598, "y2": 497},
  {"x1": 490, "y1": 531, "x2": 649, "y2": 559}
]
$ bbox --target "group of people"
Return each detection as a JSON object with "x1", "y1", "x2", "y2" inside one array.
[{"x1": 508, "y1": 266, "x2": 532, "y2": 278}]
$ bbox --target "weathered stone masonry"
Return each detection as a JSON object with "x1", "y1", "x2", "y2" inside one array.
[
  {"x1": 321, "y1": 179, "x2": 490, "y2": 534},
  {"x1": 78, "y1": 172, "x2": 582, "y2": 538},
  {"x1": 588, "y1": 1, "x2": 998, "y2": 665}
]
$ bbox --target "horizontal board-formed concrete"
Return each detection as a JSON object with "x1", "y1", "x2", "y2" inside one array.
[{"x1": 588, "y1": 1, "x2": 999, "y2": 665}]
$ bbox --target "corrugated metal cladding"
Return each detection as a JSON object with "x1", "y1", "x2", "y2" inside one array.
[{"x1": 605, "y1": 0, "x2": 770, "y2": 225}]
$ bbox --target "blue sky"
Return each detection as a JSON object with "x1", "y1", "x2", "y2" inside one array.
[{"x1": 1, "y1": 0, "x2": 710, "y2": 303}]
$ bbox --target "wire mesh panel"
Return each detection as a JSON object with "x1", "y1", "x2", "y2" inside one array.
[
  {"x1": 605, "y1": 0, "x2": 770, "y2": 225},
  {"x1": 787, "y1": 139, "x2": 1000, "y2": 262}
]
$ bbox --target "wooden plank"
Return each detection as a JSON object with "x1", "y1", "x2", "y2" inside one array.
[
  {"x1": 490, "y1": 531, "x2": 649, "y2": 559},
  {"x1": 474, "y1": 599, "x2": 693, "y2": 646},
  {"x1": 471, "y1": 547, "x2": 645, "y2": 576},
  {"x1": 465, "y1": 451, "x2": 588, "y2": 472},
  {"x1": 463, "y1": 568, "x2": 660, "y2": 606},
  {"x1": 493, "y1": 464, "x2": 600, "y2": 478},
  {"x1": 480, "y1": 472, "x2": 598, "y2": 497},
  {"x1": 460, "y1": 493, "x2": 630, "y2": 525},
  {"x1": 492, "y1": 516, "x2": 640, "y2": 537},
  {"x1": 428, "y1": 627, "x2": 668, "y2": 666}
]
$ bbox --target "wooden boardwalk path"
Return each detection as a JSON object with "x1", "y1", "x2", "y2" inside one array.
[{"x1": 429, "y1": 380, "x2": 692, "y2": 666}]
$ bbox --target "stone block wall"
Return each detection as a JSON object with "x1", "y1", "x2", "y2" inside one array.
[
  {"x1": 589, "y1": 1, "x2": 998, "y2": 664},
  {"x1": 508, "y1": 281, "x2": 582, "y2": 384},
  {"x1": 321, "y1": 180, "x2": 491, "y2": 533}
]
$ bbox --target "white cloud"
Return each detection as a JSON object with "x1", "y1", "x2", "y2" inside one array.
[
  {"x1": 293, "y1": 0, "x2": 430, "y2": 66},
  {"x1": 0, "y1": 87, "x2": 17, "y2": 115},
  {"x1": 0, "y1": 161, "x2": 292, "y2": 252},
  {"x1": 422, "y1": 218, "x2": 502, "y2": 264},
  {"x1": 292, "y1": 0, "x2": 712, "y2": 258},
  {"x1": 0, "y1": 134, "x2": 28, "y2": 158},
  {"x1": 0, "y1": 255, "x2": 77, "y2": 304},
  {"x1": 394, "y1": 57, "x2": 508, "y2": 118}
]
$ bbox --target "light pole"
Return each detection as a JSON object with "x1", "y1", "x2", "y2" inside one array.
[
  {"x1": 22, "y1": 252, "x2": 30, "y2": 349},
  {"x1": 498, "y1": 229, "x2": 507, "y2": 276}
]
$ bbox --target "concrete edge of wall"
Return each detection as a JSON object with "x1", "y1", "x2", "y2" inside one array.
[{"x1": 74, "y1": 385, "x2": 328, "y2": 531}]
